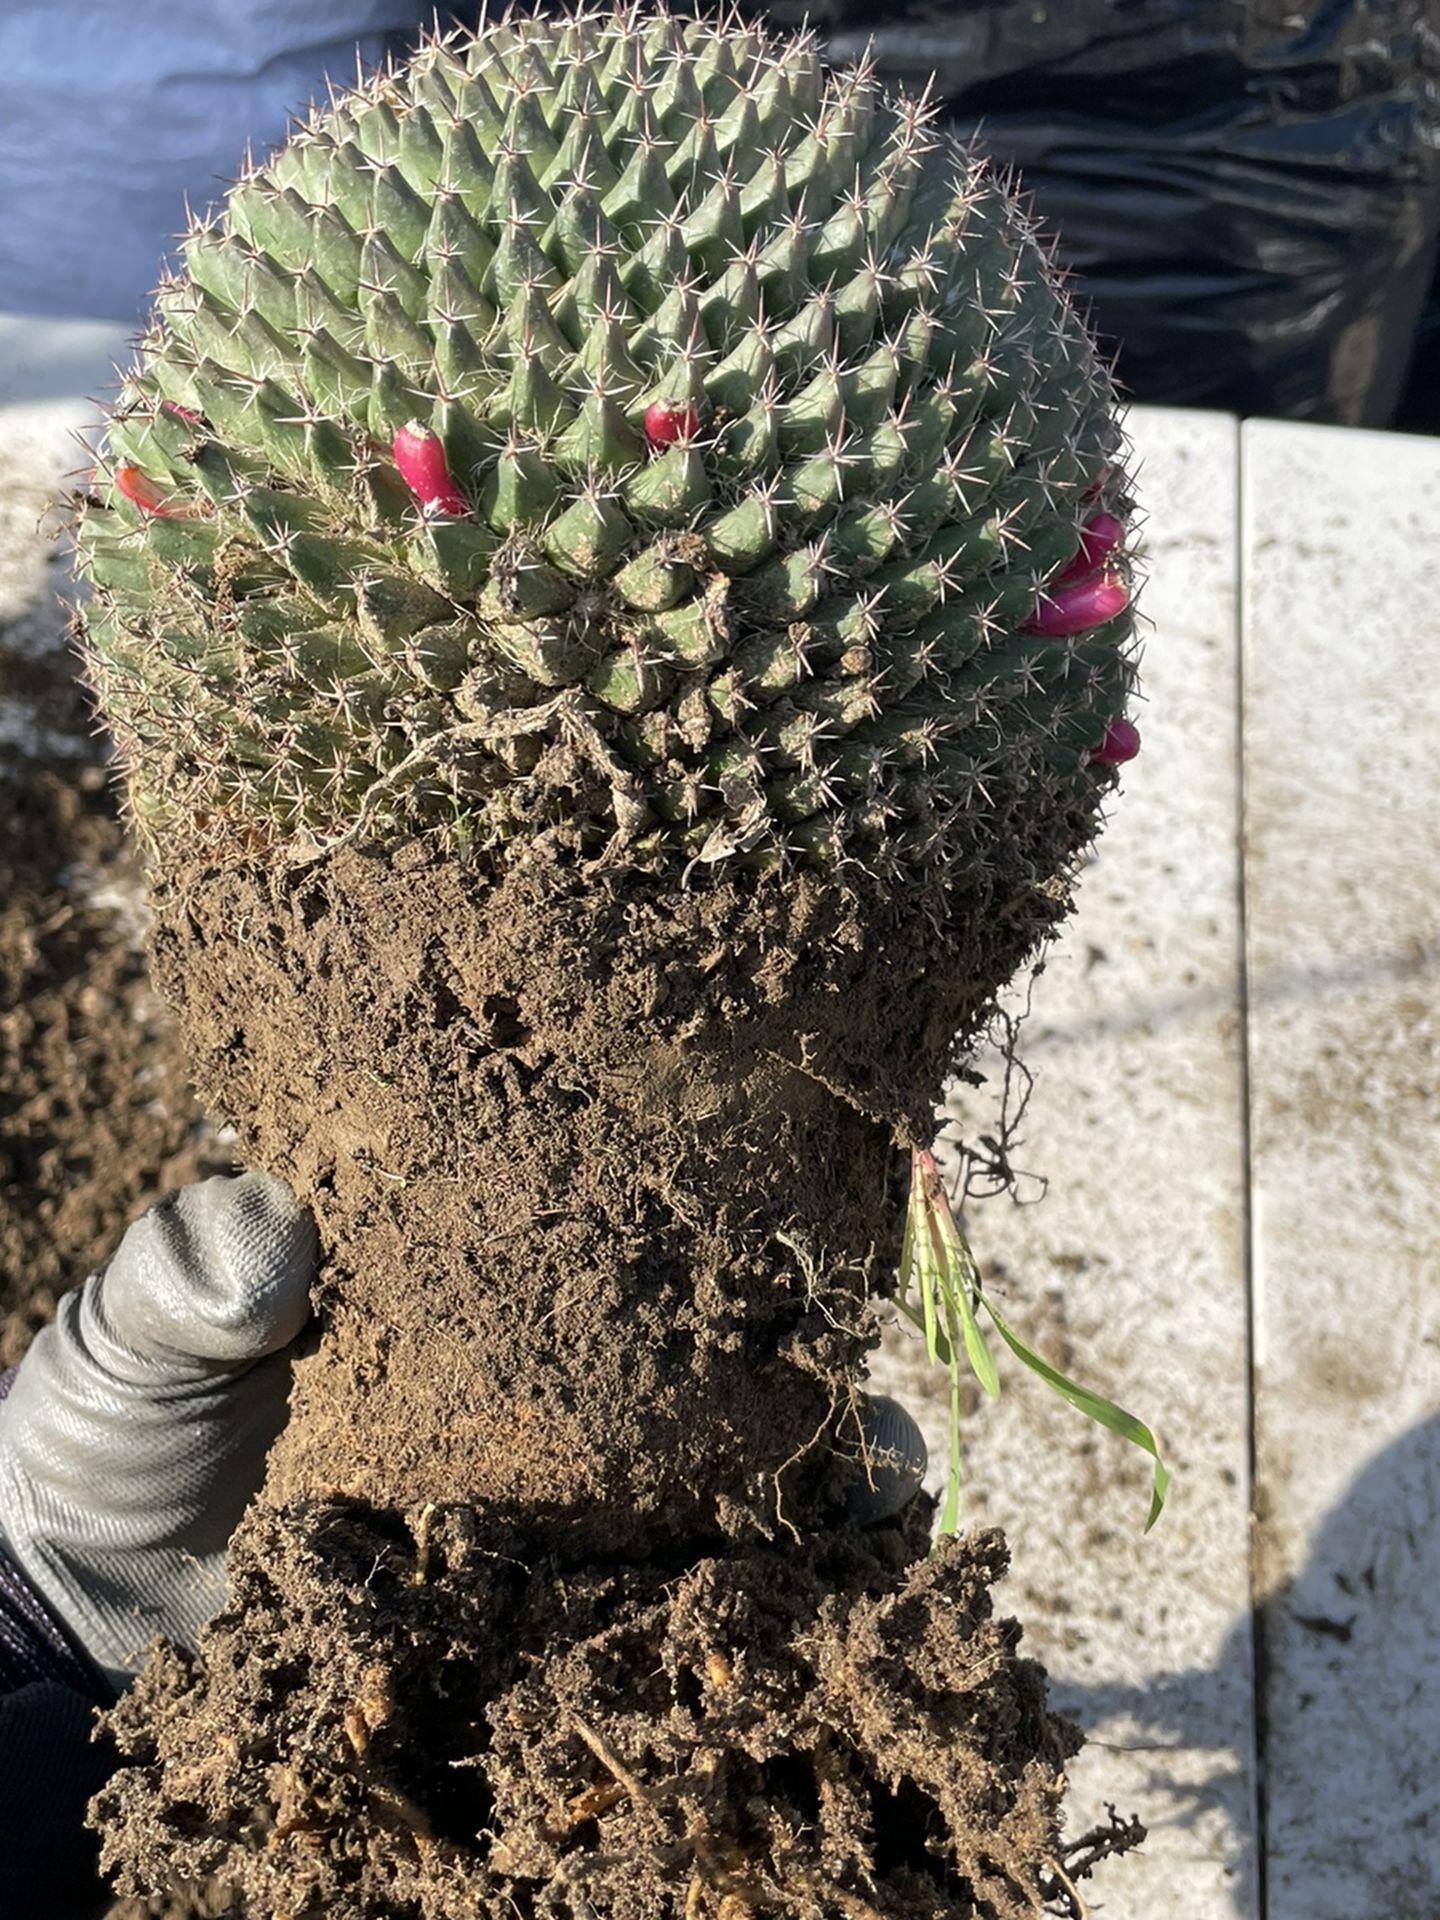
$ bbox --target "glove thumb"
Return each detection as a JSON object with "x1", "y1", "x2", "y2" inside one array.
[{"x1": 101, "y1": 1173, "x2": 315, "y2": 1369}]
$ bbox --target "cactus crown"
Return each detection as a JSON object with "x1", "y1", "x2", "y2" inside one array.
[{"x1": 78, "y1": 5, "x2": 1137, "y2": 880}]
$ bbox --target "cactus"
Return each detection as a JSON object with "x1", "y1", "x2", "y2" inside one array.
[
  {"x1": 78, "y1": 14, "x2": 1151, "y2": 1915},
  {"x1": 77, "y1": 9, "x2": 1137, "y2": 881}
]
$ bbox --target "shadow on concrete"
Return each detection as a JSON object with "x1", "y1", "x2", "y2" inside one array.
[{"x1": 1052, "y1": 1415, "x2": 1440, "y2": 1919}]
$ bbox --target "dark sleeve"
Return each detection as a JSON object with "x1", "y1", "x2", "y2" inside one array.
[
  {"x1": 0, "y1": 1682, "x2": 115, "y2": 1917},
  {"x1": 0, "y1": 1366, "x2": 117, "y2": 1916}
]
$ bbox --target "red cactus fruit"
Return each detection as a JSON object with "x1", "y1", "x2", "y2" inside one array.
[
  {"x1": 392, "y1": 420, "x2": 469, "y2": 515},
  {"x1": 1057, "y1": 511, "x2": 1125, "y2": 584},
  {"x1": 1028, "y1": 569, "x2": 1130, "y2": 637},
  {"x1": 1089, "y1": 718, "x2": 1141, "y2": 766},
  {"x1": 114, "y1": 465, "x2": 186, "y2": 518},
  {"x1": 643, "y1": 400, "x2": 700, "y2": 449}
]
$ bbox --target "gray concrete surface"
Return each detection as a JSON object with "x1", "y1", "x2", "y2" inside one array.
[
  {"x1": 875, "y1": 407, "x2": 1259, "y2": 1920},
  {"x1": 873, "y1": 408, "x2": 1440, "y2": 1919},
  {"x1": 1242, "y1": 423, "x2": 1440, "y2": 1920}
]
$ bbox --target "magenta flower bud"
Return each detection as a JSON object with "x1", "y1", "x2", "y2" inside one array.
[
  {"x1": 392, "y1": 420, "x2": 468, "y2": 516},
  {"x1": 1027, "y1": 569, "x2": 1130, "y2": 637},
  {"x1": 1089, "y1": 718, "x2": 1141, "y2": 767},
  {"x1": 1057, "y1": 511, "x2": 1125, "y2": 585}
]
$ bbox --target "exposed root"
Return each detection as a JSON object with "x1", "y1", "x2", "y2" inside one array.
[{"x1": 569, "y1": 1717, "x2": 665, "y2": 1838}]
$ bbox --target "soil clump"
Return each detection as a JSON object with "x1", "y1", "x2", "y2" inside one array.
[
  {"x1": 142, "y1": 827, "x2": 1073, "y2": 1551},
  {"x1": 99, "y1": 1497, "x2": 1085, "y2": 1919}
]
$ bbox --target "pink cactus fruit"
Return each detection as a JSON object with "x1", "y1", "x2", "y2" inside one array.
[
  {"x1": 114, "y1": 464, "x2": 186, "y2": 518},
  {"x1": 1089, "y1": 718, "x2": 1141, "y2": 767},
  {"x1": 1028, "y1": 569, "x2": 1130, "y2": 637},
  {"x1": 392, "y1": 421, "x2": 469, "y2": 515},
  {"x1": 1057, "y1": 510, "x2": 1125, "y2": 584}
]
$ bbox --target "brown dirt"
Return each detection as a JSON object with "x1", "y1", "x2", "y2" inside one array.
[
  {"x1": 88, "y1": 731, "x2": 1113, "y2": 1915},
  {"x1": 99, "y1": 1497, "x2": 1088, "y2": 1920},
  {"x1": 141, "y1": 816, "x2": 1078, "y2": 1554},
  {"x1": 0, "y1": 761, "x2": 225, "y2": 1368},
  {"x1": 0, "y1": 470, "x2": 221, "y2": 1375}
]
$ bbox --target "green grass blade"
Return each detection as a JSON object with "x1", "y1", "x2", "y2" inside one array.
[
  {"x1": 918, "y1": 1226, "x2": 942, "y2": 1364},
  {"x1": 939, "y1": 1351, "x2": 963, "y2": 1536},
  {"x1": 894, "y1": 1294, "x2": 955, "y2": 1367},
  {"x1": 943, "y1": 1241, "x2": 1001, "y2": 1403},
  {"x1": 894, "y1": 1149, "x2": 1169, "y2": 1538},
  {"x1": 897, "y1": 1170, "x2": 919, "y2": 1310},
  {"x1": 981, "y1": 1297, "x2": 1171, "y2": 1532},
  {"x1": 921, "y1": 1156, "x2": 1001, "y2": 1402}
]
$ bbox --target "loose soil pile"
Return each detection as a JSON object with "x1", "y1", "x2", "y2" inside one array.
[
  {"x1": 101, "y1": 1500, "x2": 1081, "y2": 1920},
  {"x1": 0, "y1": 760, "x2": 222, "y2": 1368},
  {"x1": 0, "y1": 463, "x2": 229, "y2": 1916}
]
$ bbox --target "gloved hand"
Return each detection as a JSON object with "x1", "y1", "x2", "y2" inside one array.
[{"x1": 0, "y1": 1172, "x2": 316, "y2": 1693}]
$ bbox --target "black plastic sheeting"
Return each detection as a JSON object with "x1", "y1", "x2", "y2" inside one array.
[{"x1": 753, "y1": 1, "x2": 1440, "y2": 429}]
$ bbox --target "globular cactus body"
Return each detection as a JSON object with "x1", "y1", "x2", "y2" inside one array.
[{"x1": 77, "y1": 5, "x2": 1137, "y2": 882}]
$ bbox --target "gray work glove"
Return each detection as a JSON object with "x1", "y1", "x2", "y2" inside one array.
[
  {"x1": 847, "y1": 1394, "x2": 928, "y2": 1525},
  {"x1": 0, "y1": 1174, "x2": 315, "y2": 1692}
]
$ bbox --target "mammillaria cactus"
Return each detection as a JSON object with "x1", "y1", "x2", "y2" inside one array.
[
  {"x1": 77, "y1": 10, "x2": 1145, "y2": 1916},
  {"x1": 79, "y1": 7, "x2": 1134, "y2": 875}
]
